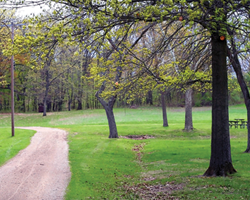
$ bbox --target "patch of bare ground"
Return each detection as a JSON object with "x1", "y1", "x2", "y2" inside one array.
[
  {"x1": 124, "y1": 182, "x2": 183, "y2": 200},
  {"x1": 57, "y1": 113, "x2": 101, "y2": 121},
  {"x1": 143, "y1": 160, "x2": 177, "y2": 167},
  {"x1": 0, "y1": 115, "x2": 8, "y2": 119},
  {"x1": 192, "y1": 106, "x2": 211, "y2": 111},
  {"x1": 120, "y1": 135, "x2": 155, "y2": 140},
  {"x1": 0, "y1": 113, "x2": 55, "y2": 116},
  {"x1": 128, "y1": 143, "x2": 183, "y2": 199},
  {"x1": 170, "y1": 106, "x2": 211, "y2": 112},
  {"x1": 132, "y1": 143, "x2": 146, "y2": 162},
  {"x1": 17, "y1": 113, "x2": 55, "y2": 116}
]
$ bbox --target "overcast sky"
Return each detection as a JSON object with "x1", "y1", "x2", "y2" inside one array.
[{"x1": 16, "y1": 4, "x2": 50, "y2": 17}]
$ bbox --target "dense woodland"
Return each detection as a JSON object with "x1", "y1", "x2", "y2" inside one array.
[{"x1": 0, "y1": 71, "x2": 246, "y2": 113}]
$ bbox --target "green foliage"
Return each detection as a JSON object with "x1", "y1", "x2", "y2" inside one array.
[
  {"x1": 228, "y1": 76, "x2": 244, "y2": 105},
  {"x1": 194, "y1": 92, "x2": 212, "y2": 107}
]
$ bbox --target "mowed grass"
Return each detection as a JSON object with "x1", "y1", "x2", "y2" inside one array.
[
  {"x1": 0, "y1": 128, "x2": 35, "y2": 167},
  {"x1": 0, "y1": 105, "x2": 250, "y2": 199}
]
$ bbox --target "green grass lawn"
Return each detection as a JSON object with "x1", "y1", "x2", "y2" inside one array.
[
  {"x1": 0, "y1": 128, "x2": 35, "y2": 167},
  {"x1": 0, "y1": 105, "x2": 250, "y2": 199}
]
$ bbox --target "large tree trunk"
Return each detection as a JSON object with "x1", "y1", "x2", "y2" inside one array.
[
  {"x1": 94, "y1": 38, "x2": 123, "y2": 139},
  {"x1": 161, "y1": 91, "x2": 168, "y2": 127},
  {"x1": 96, "y1": 89, "x2": 118, "y2": 138},
  {"x1": 105, "y1": 105, "x2": 118, "y2": 138},
  {"x1": 184, "y1": 88, "x2": 193, "y2": 131},
  {"x1": 227, "y1": 37, "x2": 250, "y2": 153},
  {"x1": 204, "y1": 33, "x2": 236, "y2": 176}
]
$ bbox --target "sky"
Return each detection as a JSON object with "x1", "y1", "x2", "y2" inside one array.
[{"x1": 16, "y1": 4, "x2": 49, "y2": 17}]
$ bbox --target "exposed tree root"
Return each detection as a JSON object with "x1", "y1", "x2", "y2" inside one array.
[
  {"x1": 109, "y1": 135, "x2": 118, "y2": 138},
  {"x1": 203, "y1": 163, "x2": 236, "y2": 177},
  {"x1": 244, "y1": 148, "x2": 250, "y2": 153}
]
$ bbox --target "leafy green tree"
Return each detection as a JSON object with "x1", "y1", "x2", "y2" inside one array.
[{"x1": 91, "y1": 38, "x2": 124, "y2": 138}]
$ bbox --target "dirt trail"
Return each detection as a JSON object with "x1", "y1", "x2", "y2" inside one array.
[{"x1": 0, "y1": 127, "x2": 71, "y2": 200}]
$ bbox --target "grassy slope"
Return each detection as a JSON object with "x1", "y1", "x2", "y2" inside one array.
[{"x1": 0, "y1": 105, "x2": 249, "y2": 199}]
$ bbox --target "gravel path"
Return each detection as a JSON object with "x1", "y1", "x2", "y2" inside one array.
[{"x1": 0, "y1": 127, "x2": 71, "y2": 200}]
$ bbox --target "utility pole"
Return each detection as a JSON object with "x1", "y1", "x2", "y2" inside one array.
[
  {"x1": 1, "y1": 21, "x2": 24, "y2": 137},
  {"x1": 11, "y1": 22, "x2": 15, "y2": 137}
]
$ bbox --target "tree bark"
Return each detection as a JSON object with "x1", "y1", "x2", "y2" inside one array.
[
  {"x1": 204, "y1": 33, "x2": 236, "y2": 176},
  {"x1": 94, "y1": 38, "x2": 123, "y2": 138},
  {"x1": 68, "y1": 99, "x2": 72, "y2": 111},
  {"x1": 161, "y1": 91, "x2": 168, "y2": 127},
  {"x1": 184, "y1": 88, "x2": 193, "y2": 131},
  {"x1": 227, "y1": 38, "x2": 250, "y2": 153},
  {"x1": 22, "y1": 88, "x2": 26, "y2": 112},
  {"x1": 96, "y1": 87, "x2": 118, "y2": 138},
  {"x1": 105, "y1": 105, "x2": 118, "y2": 138},
  {"x1": 146, "y1": 90, "x2": 153, "y2": 105},
  {"x1": 43, "y1": 98, "x2": 47, "y2": 116},
  {"x1": 77, "y1": 99, "x2": 82, "y2": 110}
]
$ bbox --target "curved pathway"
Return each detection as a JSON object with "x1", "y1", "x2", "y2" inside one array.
[{"x1": 0, "y1": 127, "x2": 71, "y2": 200}]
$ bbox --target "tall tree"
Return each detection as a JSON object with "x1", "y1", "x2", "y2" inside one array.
[{"x1": 93, "y1": 38, "x2": 124, "y2": 138}]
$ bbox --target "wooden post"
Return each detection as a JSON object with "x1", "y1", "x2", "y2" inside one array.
[{"x1": 11, "y1": 22, "x2": 15, "y2": 137}]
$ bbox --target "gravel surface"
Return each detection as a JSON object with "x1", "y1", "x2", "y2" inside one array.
[{"x1": 0, "y1": 127, "x2": 71, "y2": 200}]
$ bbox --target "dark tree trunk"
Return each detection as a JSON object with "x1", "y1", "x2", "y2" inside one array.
[
  {"x1": 184, "y1": 88, "x2": 193, "y2": 131},
  {"x1": 67, "y1": 70, "x2": 74, "y2": 111},
  {"x1": 204, "y1": 33, "x2": 236, "y2": 176},
  {"x1": 68, "y1": 99, "x2": 72, "y2": 111},
  {"x1": 77, "y1": 67, "x2": 83, "y2": 110},
  {"x1": 105, "y1": 105, "x2": 118, "y2": 138},
  {"x1": 43, "y1": 70, "x2": 49, "y2": 117},
  {"x1": 227, "y1": 37, "x2": 250, "y2": 153},
  {"x1": 43, "y1": 98, "x2": 47, "y2": 116},
  {"x1": 53, "y1": 98, "x2": 56, "y2": 111},
  {"x1": 77, "y1": 100, "x2": 82, "y2": 110},
  {"x1": 96, "y1": 86, "x2": 118, "y2": 138},
  {"x1": 94, "y1": 38, "x2": 123, "y2": 138},
  {"x1": 27, "y1": 97, "x2": 29, "y2": 112},
  {"x1": 146, "y1": 90, "x2": 153, "y2": 105},
  {"x1": 47, "y1": 101, "x2": 52, "y2": 112},
  {"x1": 246, "y1": 107, "x2": 250, "y2": 152},
  {"x1": 161, "y1": 91, "x2": 168, "y2": 127},
  {"x1": 22, "y1": 88, "x2": 26, "y2": 112}
]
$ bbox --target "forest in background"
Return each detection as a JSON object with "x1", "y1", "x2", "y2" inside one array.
[{"x1": 0, "y1": 9, "x2": 247, "y2": 113}]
